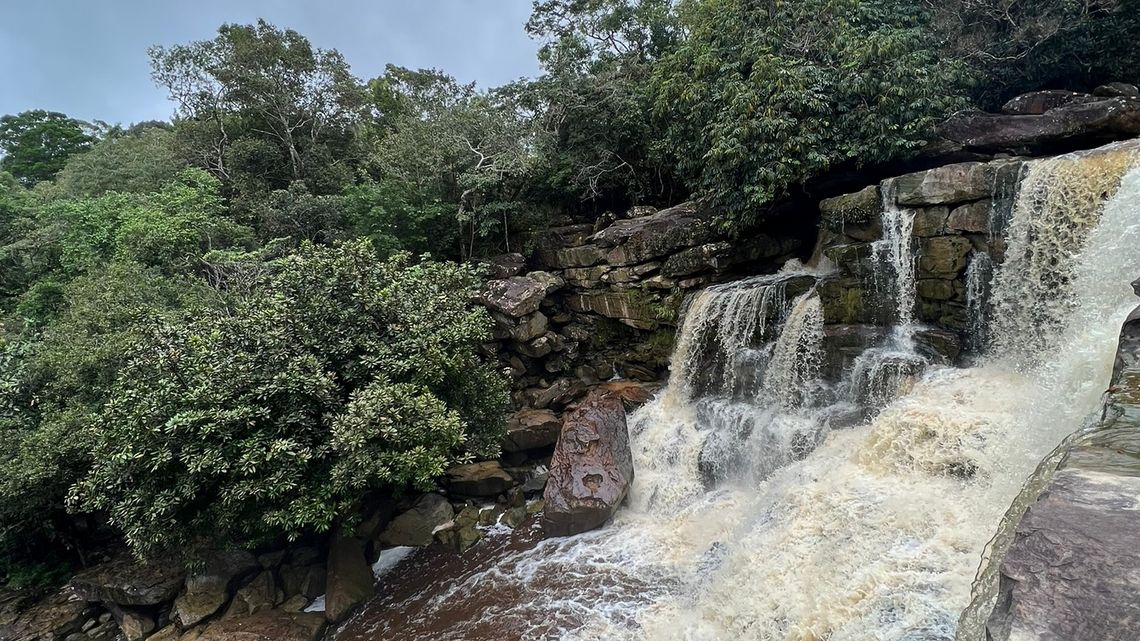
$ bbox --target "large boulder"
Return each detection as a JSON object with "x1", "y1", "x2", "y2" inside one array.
[
  {"x1": 481, "y1": 276, "x2": 547, "y2": 318},
  {"x1": 937, "y1": 97, "x2": 1140, "y2": 153},
  {"x1": 893, "y1": 161, "x2": 1008, "y2": 207},
  {"x1": 542, "y1": 389, "x2": 634, "y2": 537},
  {"x1": 324, "y1": 534, "x2": 374, "y2": 624},
  {"x1": 446, "y1": 461, "x2": 515, "y2": 497},
  {"x1": 173, "y1": 550, "x2": 260, "y2": 627},
  {"x1": 483, "y1": 253, "x2": 526, "y2": 279},
  {"x1": 1000, "y1": 90, "x2": 1097, "y2": 115},
  {"x1": 503, "y1": 408, "x2": 562, "y2": 452},
  {"x1": 71, "y1": 557, "x2": 186, "y2": 607},
  {"x1": 591, "y1": 202, "x2": 716, "y2": 266},
  {"x1": 378, "y1": 493, "x2": 454, "y2": 547},
  {"x1": 565, "y1": 291, "x2": 658, "y2": 330},
  {"x1": 0, "y1": 588, "x2": 93, "y2": 641}
]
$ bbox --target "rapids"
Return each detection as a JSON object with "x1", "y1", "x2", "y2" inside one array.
[{"x1": 336, "y1": 144, "x2": 1140, "y2": 641}]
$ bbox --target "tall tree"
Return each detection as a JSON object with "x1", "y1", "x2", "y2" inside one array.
[
  {"x1": 149, "y1": 20, "x2": 366, "y2": 194},
  {"x1": 0, "y1": 111, "x2": 95, "y2": 186}
]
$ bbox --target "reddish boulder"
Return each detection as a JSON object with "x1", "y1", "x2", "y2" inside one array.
[{"x1": 542, "y1": 390, "x2": 634, "y2": 537}]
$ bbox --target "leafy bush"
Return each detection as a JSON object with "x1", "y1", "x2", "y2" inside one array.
[{"x1": 70, "y1": 240, "x2": 508, "y2": 556}]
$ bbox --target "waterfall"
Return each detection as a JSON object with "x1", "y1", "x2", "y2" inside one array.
[
  {"x1": 333, "y1": 143, "x2": 1140, "y2": 641},
  {"x1": 965, "y1": 252, "x2": 993, "y2": 353},
  {"x1": 873, "y1": 178, "x2": 918, "y2": 343}
]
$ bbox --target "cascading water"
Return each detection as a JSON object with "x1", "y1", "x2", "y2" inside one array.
[{"x1": 335, "y1": 142, "x2": 1140, "y2": 641}]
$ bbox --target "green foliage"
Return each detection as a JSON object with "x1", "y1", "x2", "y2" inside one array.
[
  {"x1": 343, "y1": 180, "x2": 457, "y2": 257},
  {"x1": 54, "y1": 124, "x2": 187, "y2": 197},
  {"x1": 42, "y1": 168, "x2": 253, "y2": 277},
  {"x1": 0, "y1": 111, "x2": 95, "y2": 186},
  {"x1": 70, "y1": 240, "x2": 507, "y2": 556},
  {"x1": 654, "y1": 0, "x2": 969, "y2": 225},
  {"x1": 933, "y1": 0, "x2": 1140, "y2": 105},
  {"x1": 150, "y1": 19, "x2": 366, "y2": 198},
  {"x1": 0, "y1": 265, "x2": 205, "y2": 578},
  {"x1": 364, "y1": 65, "x2": 539, "y2": 258},
  {"x1": 522, "y1": 0, "x2": 682, "y2": 207}
]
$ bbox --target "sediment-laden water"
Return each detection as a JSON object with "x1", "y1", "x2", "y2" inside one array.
[{"x1": 337, "y1": 145, "x2": 1140, "y2": 641}]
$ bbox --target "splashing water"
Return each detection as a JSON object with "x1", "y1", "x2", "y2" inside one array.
[
  {"x1": 335, "y1": 144, "x2": 1140, "y2": 641},
  {"x1": 873, "y1": 178, "x2": 919, "y2": 344}
]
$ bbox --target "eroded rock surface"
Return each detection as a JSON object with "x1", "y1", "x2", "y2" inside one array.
[{"x1": 542, "y1": 390, "x2": 633, "y2": 537}]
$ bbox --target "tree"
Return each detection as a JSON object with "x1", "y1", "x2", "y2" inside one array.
[
  {"x1": 54, "y1": 123, "x2": 187, "y2": 197},
  {"x1": 1, "y1": 265, "x2": 208, "y2": 582},
  {"x1": 0, "y1": 111, "x2": 95, "y2": 186},
  {"x1": 70, "y1": 240, "x2": 508, "y2": 556},
  {"x1": 652, "y1": 0, "x2": 969, "y2": 225},
  {"x1": 931, "y1": 0, "x2": 1140, "y2": 105},
  {"x1": 521, "y1": 0, "x2": 683, "y2": 208},
  {"x1": 365, "y1": 65, "x2": 539, "y2": 258},
  {"x1": 150, "y1": 20, "x2": 366, "y2": 194}
]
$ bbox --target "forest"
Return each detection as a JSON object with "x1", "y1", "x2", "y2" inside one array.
[{"x1": 2, "y1": 0, "x2": 1137, "y2": 587}]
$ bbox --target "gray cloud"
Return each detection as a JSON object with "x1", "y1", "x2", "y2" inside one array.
[{"x1": 0, "y1": 0, "x2": 541, "y2": 125}]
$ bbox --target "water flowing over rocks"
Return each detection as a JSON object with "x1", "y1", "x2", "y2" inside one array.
[
  {"x1": 10, "y1": 86, "x2": 1140, "y2": 641},
  {"x1": 961, "y1": 300, "x2": 1140, "y2": 641}
]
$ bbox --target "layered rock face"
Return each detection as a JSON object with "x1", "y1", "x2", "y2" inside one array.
[
  {"x1": 480, "y1": 201, "x2": 803, "y2": 418},
  {"x1": 975, "y1": 305, "x2": 1140, "y2": 641}
]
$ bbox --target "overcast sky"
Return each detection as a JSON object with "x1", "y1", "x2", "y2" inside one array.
[{"x1": 0, "y1": 0, "x2": 541, "y2": 125}]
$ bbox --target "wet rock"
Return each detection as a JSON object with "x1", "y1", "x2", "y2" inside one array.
[
  {"x1": 542, "y1": 390, "x2": 633, "y2": 537},
  {"x1": 592, "y1": 202, "x2": 716, "y2": 266},
  {"x1": 947, "y1": 200, "x2": 991, "y2": 234},
  {"x1": 1001, "y1": 90, "x2": 1096, "y2": 115},
  {"x1": 484, "y1": 253, "x2": 526, "y2": 279},
  {"x1": 984, "y1": 468, "x2": 1140, "y2": 641},
  {"x1": 937, "y1": 98, "x2": 1140, "y2": 153},
  {"x1": 503, "y1": 408, "x2": 562, "y2": 452},
  {"x1": 508, "y1": 312, "x2": 548, "y2": 343},
  {"x1": 1093, "y1": 82, "x2": 1140, "y2": 98},
  {"x1": 446, "y1": 461, "x2": 515, "y2": 497},
  {"x1": 546, "y1": 245, "x2": 607, "y2": 269},
  {"x1": 173, "y1": 550, "x2": 260, "y2": 628},
  {"x1": 918, "y1": 236, "x2": 971, "y2": 277},
  {"x1": 914, "y1": 328, "x2": 962, "y2": 364},
  {"x1": 823, "y1": 243, "x2": 876, "y2": 279},
  {"x1": 916, "y1": 278, "x2": 955, "y2": 301},
  {"x1": 225, "y1": 571, "x2": 277, "y2": 618},
  {"x1": 515, "y1": 334, "x2": 555, "y2": 359},
  {"x1": 106, "y1": 603, "x2": 155, "y2": 641},
  {"x1": 71, "y1": 558, "x2": 186, "y2": 607},
  {"x1": 819, "y1": 185, "x2": 881, "y2": 230},
  {"x1": 521, "y1": 378, "x2": 589, "y2": 410},
  {"x1": 527, "y1": 271, "x2": 565, "y2": 296},
  {"x1": 324, "y1": 534, "x2": 374, "y2": 624},
  {"x1": 378, "y1": 493, "x2": 454, "y2": 547},
  {"x1": 0, "y1": 588, "x2": 92, "y2": 641},
  {"x1": 565, "y1": 291, "x2": 657, "y2": 330},
  {"x1": 278, "y1": 564, "x2": 325, "y2": 602},
  {"x1": 197, "y1": 609, "x2": 326, "y2": 641},
  {"x1": 593, "y1": 380, "x2": 657, "y2": 408},
  {"x1": 894, "y1": 162, "x2": 999, "y2": 206},
  {"x1": 481, "y1": 276, "x2": 547, "y2": 317},
  {"x1": 434, "y1": 506, "x2": 482, "y2": 553},
  {"x1": 661, "y1": 242, "x2": 733, "y2": 277},
  {"x1": 911, "y1": 207, "x2": 949, "y2": 237}
]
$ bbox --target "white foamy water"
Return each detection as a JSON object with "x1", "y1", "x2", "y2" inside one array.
[
  {"x1": 568, "y1": 147, "x2": 1140, "y2": 641},
  {"x1": 335, "y1": 144, "x2": 1140, "y2": 641}
]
